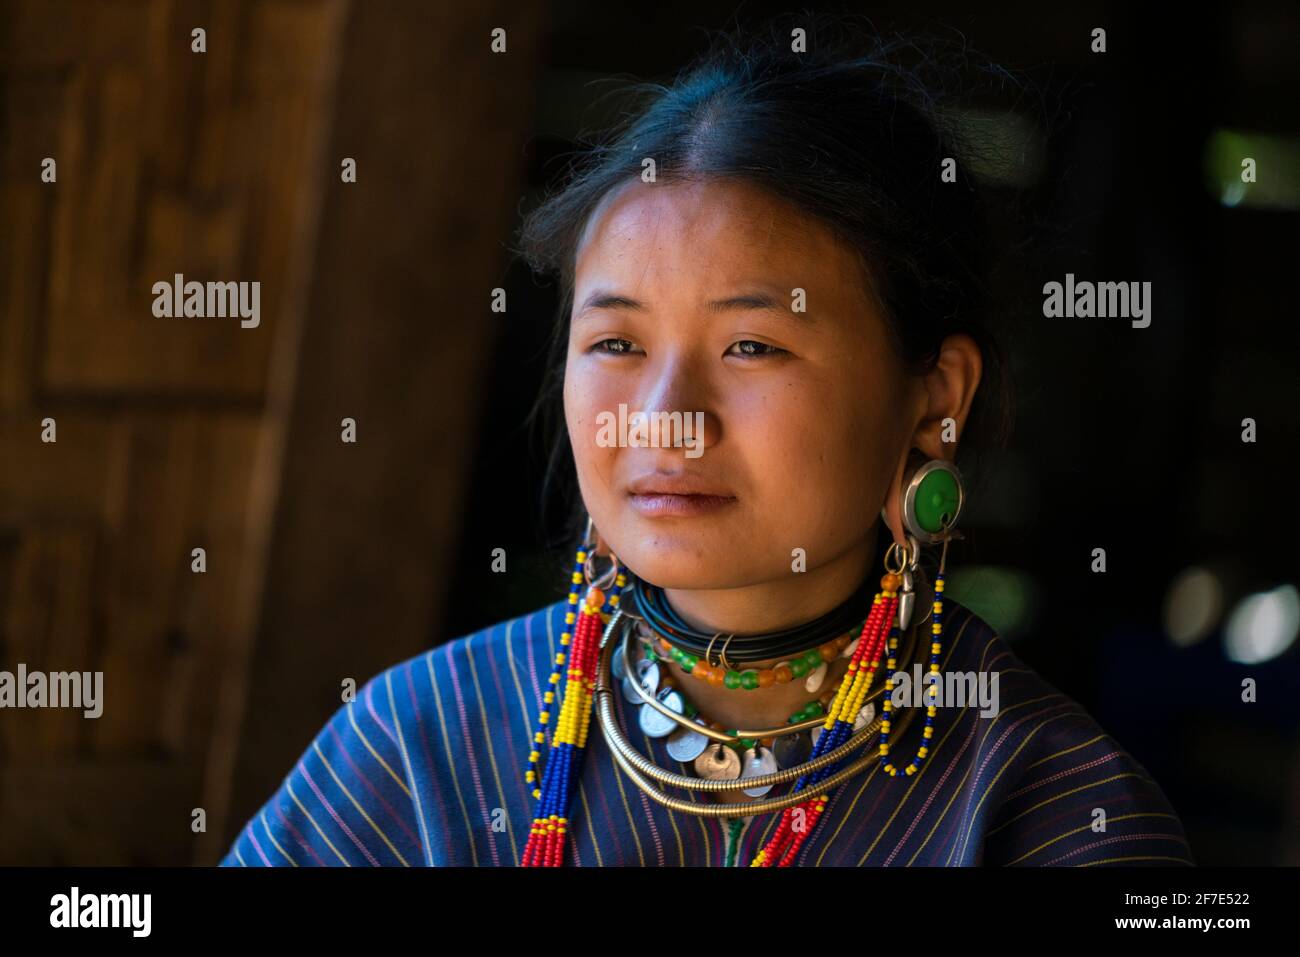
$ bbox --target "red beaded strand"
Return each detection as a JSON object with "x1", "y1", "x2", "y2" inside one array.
[{"x1": 749, "y1": 580, "x2": 900, "y2": 866}]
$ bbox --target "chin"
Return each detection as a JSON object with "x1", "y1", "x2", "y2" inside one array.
[{"x1": 609, "y1": 522, "x2": 765, "y2": 590}]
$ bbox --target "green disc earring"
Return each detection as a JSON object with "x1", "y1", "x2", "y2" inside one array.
[{"x1": 901, "y1": 459, "x2": 964, "y2": 545}]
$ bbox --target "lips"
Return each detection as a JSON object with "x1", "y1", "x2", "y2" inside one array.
[
  {"x1": 626, "y1": 473, "x2": 734, "y2": 497},
  {"x1": 626, "y1": 473, "x2": 737, "y2": 518}
]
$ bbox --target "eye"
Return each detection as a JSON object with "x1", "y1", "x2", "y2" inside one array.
[
  {"x1": 590, "y1": 338, "x2": 642, "y2": 355},
  {"x1": 726, "y1": 339, "x2": 787, "y2": 358}
]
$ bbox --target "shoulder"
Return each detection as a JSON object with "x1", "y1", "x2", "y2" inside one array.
[
  {"x1": 379, "y1": 597, "x2": 572, "y2": 706},
  {"x1": 330, "y1": 596, "x2": 572, "y2": 776},
  {"x1": 939, "y1": 599, "x2": 1194, "y2": 866},
  {"x1": 219, "y1": 598, "x2": 568, "y2": 866}
]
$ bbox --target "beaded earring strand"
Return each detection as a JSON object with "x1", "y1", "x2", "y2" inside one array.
[
  {"x1": 880, "y1": 528, "x2": 952, "y2": 777},
  {"x1": 520, "y1": 530, "x2": 625, "y2": 867}
]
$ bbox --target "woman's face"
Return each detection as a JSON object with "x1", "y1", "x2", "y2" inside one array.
[{"x1": 564, "y1": 177, "x2": 921, "y2": 590}]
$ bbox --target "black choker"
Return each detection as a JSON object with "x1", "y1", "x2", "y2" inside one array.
[{"x1": 627, "y1": 578, "x2": 875, "y2": 665}]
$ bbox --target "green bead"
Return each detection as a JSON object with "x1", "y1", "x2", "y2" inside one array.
[
  {"x1": 914, "y1": 466, "x2": 960, "y2": 533},
  {"x1": 683, "y1": 701, "x2": 698, "y2": 719},
  {"x1": 740, "y1": 670, "x2": 759, "y2": 690},
  {"x1": 790, "y1": 658, "x2": 808, "y2": 678},
  {"x1": 724, "y1": 671, "x2": 742, "y2": 689},
  {"x1": 682, "y1": 654, "x2": 698, "y2": 673},
  {"x1": 803, "y1": 701, "x2": 824, "y2": 718},
  {"x1": 788, "y1": 711, "x2": 804, "y2": 724},
  {"x1": 804, "y1": 649, "x2": 823, "y2": 670},
  {"x1": 740, "y1": 738, "x2": 756, "y2": 749}
]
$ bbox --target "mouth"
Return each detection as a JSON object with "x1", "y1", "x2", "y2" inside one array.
[
  {"x1": 624, "y1": 470, "x2": 738, "y2": 514},
  {"x1": 624, "y1": 488, "x2": 738, "y2": 520}
]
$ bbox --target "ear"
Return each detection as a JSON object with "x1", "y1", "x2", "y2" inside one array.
[{"x1": 880, "y1": 333, "x2": 983, "y2": 547}]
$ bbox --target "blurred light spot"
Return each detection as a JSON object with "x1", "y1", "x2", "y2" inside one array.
[
  {"x1": 1224, "y1": 584, "x2": 1300, "y2": 664},
  {"x1": 1204, "y1": 129, "x2": 1300, "y2": 209},
  {"x1": 944, "y1": 566, "x2": 1037, "y2": 640},
  {"x1": 1163, "y1": 566, "x2": 1224, "y2": 647}
]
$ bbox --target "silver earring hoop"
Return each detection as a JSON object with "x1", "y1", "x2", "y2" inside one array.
[{"x1": 581, "y1": 515, "x2": 619, "y2": 589}]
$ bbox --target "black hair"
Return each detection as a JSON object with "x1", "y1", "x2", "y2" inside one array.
[{"x1": 511, "y1": 10, "x2": 1030, "y2": 551}]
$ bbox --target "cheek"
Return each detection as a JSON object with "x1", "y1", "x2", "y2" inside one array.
[
  {"x1": 735, "y1": 374, "x2": 897, "y2": 503},
  {"x1": 564, "y1": 359, "x2": 620, "y2": 490}
]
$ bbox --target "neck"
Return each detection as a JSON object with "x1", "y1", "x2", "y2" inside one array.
[
  {"x1": 661, "y1": 528, "x2": 879, "y2": 659},
  {"x1": 634, "y1": 527, "x2": 938, "y2": 746}
]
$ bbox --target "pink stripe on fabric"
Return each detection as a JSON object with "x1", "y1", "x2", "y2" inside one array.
[{"x1": 299, "y1": 759, "x2": 381, "y2": 865}]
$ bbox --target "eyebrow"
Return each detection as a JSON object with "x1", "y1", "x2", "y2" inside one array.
[{"x1": 575, "y1": 289, "x2": 814, "y2": 323}]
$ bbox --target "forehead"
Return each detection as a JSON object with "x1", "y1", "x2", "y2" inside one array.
[{"x1": 573, "y1": 178, "x2": 867, "y2": 297}]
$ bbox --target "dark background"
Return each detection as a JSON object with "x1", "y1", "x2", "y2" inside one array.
[{"x1": 0, "y1": 0, "x2": 1295, "y2": 865}]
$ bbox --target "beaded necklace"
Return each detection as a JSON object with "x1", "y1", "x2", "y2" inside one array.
[
  {"x1": 617, "y1": 619, "x2": 919, "y2": 800},
  {"x1": 643, "y1": 626, "x2": 858, "y2": 693},
  {"x1": 521, "y1": 532, "x2": 945, "y2": 867},
  {"x1": 618, "y1": 641, "x2": 855, "y2": 797}
]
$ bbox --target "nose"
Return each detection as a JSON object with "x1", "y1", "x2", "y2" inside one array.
[{"x1": 635, "y1": 353, "x2": 722, "y2": 454}]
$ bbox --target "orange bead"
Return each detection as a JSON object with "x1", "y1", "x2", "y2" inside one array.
[
  {"x1": 586, "y1": 586, "x2": 606, "y2": 609},
  {"x1": 774, "y1": 664, "x2": 793, "y2": 684},
  {"x1": 881, "y1": 573, "x2": 901, "y2": 591},
  {"x1": 757, "y1": 669, "x2": 776, "y2": 688},
  {"x1": 707, "y1": 668, "x2": 726, "y2": 686},
  {"x1": 819, "y1": 642, "x2": 838, "y2": 661}
]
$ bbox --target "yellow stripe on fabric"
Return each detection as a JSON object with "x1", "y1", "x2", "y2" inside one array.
[
  {"x1": 385, "y1": 668, "x2": 433, "y2": 864},
  {"x1": 983, "y1": 734, "x2": 1114, "y2": 840},
  {"x1": 286, "y1": 776, "x2": 350, "y2": 865},
  {"x1": 810, "y1": 762, "x2": 886, "y2": 867},
  {"x1": 312, "y1": 739, "x2": 411, "y2": 866},
  {"x1": 977, "y1": 770, "x2": 1170, "y2": 853},
  {"x1": 261, "y1": 809, "x2": 298, "y2": 866},
  {"x1": 463, "y1": 629, "x2": 520, "y2": 866},
  {"x1": 954, "y1": 705, "x2": 1082, "y2": 863},
  {"x1": 503, "y1": 618, "x2": 534, "y2": 867},
  {"x1": 349, "y1": 695, "x2": 413, "y2": 799},
  {"x1": 1020, "y1": 733, "x2": 1107, "y2": 773},
  {"x1": 1004, "y1": 811, "x2": 1188, "y2": 865},
  {"x1": 425, "y1": 652, "x2": 480, "y2": 867},
  {"x1": 932, "y1": 700, "x2": 1074, "y2": 866}
]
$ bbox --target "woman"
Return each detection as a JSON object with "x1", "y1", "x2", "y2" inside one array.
[{"x1": 220, "y1": 18, "x2": 1193, "y2": 867}]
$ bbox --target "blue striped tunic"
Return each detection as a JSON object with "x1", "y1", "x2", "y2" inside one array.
[{"x1": 219, "y1": 597, "x2": 1194, "y2": 866}]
